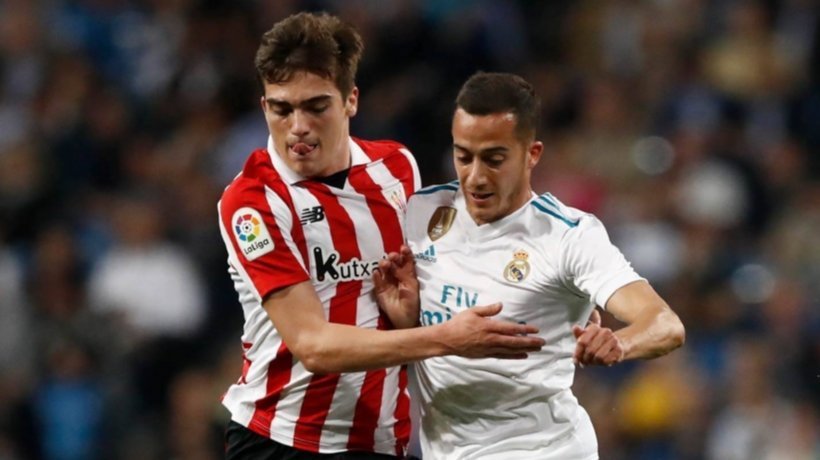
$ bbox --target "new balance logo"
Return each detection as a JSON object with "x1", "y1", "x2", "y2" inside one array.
[
  {"x1": 300, "y1": 206, "x2": 325, "y2": 225},
  {"x1": 415, "y1": 245, "x2": 437, "y2": 262}
]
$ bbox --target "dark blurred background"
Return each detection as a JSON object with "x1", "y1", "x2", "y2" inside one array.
[{"x1": 0, "y1": 0, "x2": 818, "y2": 459}]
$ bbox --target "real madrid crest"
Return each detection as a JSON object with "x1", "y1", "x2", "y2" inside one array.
[
  {"x1": 427, "y1": 206, "x2": 457, "y2": 241},
  {"x1": 504, "y1": 249, "x2": 531, "y2": 283}
]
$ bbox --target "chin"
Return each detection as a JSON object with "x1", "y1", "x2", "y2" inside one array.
[{"x1": 468, "y1": 209, "x2": 492, "y2": 225}]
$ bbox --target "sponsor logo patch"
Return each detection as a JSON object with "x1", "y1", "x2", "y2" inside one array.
[
  {"x1": 300, "y1": 206, "x2": 325, "y2": 225},
  {"x1": 312, "y1": 246, "x2": 379, "y2": 282},
  {"x1": 415, "y1": 244, "x2": 437, "y2": 262},
  {"x1": 232, "y1": 207, "x2": 274, "y2": 261}
]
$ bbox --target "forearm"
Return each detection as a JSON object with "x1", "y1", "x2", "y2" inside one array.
[
  {"x1": 266, "y1": 281, "x2": 543, "y2": 374},
  {"x1": 294, "y1": 322, "x2": 446, "y2": 374},
  {"x1": 615, "y1": 307, "x2": 685, "y2": 360}
]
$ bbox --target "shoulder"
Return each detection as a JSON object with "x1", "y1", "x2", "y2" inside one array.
[
  {"x1": 409, "y1": 181, "x2": 459, "y2": 207},
  {"x1": 219, "y1": 149, "x2": 288, "y2": 214},
  {"x1": 353, "y1": 137, "x2": 413, "y2": 162},
  {"x1": 529, "y1": 194, "x2": 617, "y2": 256},
  {"x1": 528, "y1": 192, "x2": 586, "y2": 231}
]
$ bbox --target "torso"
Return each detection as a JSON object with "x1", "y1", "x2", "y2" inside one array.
[
  {"x1": 218, "y1": 138, "x2": 420, "y2": 456},
  {"x1": 406, "y1": 183, "x2": 639, "y2": 459}
]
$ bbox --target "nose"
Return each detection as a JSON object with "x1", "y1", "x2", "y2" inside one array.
[
  {"x1": 290, "y1": 109, "x2": 310, "y2": 137},
  {"x1": 465, "y1": 161, "x2": 488, "y2": 189}
]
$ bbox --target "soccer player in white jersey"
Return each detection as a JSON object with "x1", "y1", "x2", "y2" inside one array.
[
  {"x1": 217, "y1": 15, "x2": 546, "y2": 460},
  {"x1": 374, "y1": 72, "x2": 686, "y2": 459}
]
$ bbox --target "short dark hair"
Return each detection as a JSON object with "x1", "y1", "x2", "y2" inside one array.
[
  {"x1": 455, "y1": 72, "x2": 540, "y2": 141},
  {"x1": 255, "y1": 12, "x2": 363, "y2": 97}
]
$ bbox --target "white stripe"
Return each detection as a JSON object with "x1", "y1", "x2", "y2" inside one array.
[
  {"x1": 317, "y1": 184, "x2": 379, "y2": 449},
  {"x1": 285, "y1": 185, "x2": 339, "y2": 302},
  {"x1": 218, "y1": 202, "x2": 282, "y2": 431},
  {"x1": 399, "y1": 147, "x2": 422, "y2": 191},
  {"x1": 374, "y1": 367, "x2": 401, "y2": 451},
  {"x1": 267, "y1": 359, "x2": 309, "y2": 443},
  {"x1": 264, "y1": 186, "x2": 308, "y2": 273},
  {"x1": 321, "y1": 370, "x2": 366, "y2": 450}
]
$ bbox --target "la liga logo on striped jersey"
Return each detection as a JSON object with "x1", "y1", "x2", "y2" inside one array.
[
  {"x1": 232, "y1": 207, "x2": 274, "y2": 261},
  {"x1": 235, "y1": 214, "x2": 260, "y2": 242}
]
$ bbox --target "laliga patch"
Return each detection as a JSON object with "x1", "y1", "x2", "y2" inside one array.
[{"x1": 232, "y1": 207, "x2": 274, "y2": 261}]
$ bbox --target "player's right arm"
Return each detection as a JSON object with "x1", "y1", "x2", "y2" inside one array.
[
  {"x1": 219, "y1": 174, "x2": 542, "y2": 374},
  {"x1": 264, "y1": 282, "x2": 544, "y2": 374}
]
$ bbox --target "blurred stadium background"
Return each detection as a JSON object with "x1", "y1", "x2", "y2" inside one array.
[{"x1": 0, "y1": 0, "x2": 818, "y2": 459}]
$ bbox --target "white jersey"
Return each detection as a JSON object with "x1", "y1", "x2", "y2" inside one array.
[{"x1": 405, "y1": 182, "x2": 643, "y2": 460}]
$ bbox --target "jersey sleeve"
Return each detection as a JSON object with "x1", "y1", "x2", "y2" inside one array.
[
  {"x1": 398, "y1": 147, "x2": 422, "y2": 195},
  {"x1": 559, "y1": 215, "x2": 644, "y2": 310},
  {"x1": 218, "y1": 178, "x2": 310, "y2": 301}
]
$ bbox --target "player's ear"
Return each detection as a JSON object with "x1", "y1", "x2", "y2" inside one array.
[
  {"x1": 259, "y1": 95, "x2": 267, "y2": 114},
  {"x1": 528, "y1": 141, "x2": 544, "y2": 169},
  {"x1": 344, "y1": 87, "x2": 359, "y2": 117}
]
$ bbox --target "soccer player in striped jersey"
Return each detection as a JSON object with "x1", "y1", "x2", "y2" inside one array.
[
  {"x1": 218, "y1": 15, "x2": 545, "y2": 460},
  {"x1": 374, "y1": 72, "x2": 686, "y2": 459}
]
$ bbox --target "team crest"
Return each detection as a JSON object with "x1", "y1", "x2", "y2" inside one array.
[
  {"x1": 382, "y1": 184, "x2": 407, "y2": 213},
  {"x1": 504, "y1": 249, "x2": 531, "y2": 283},
  {"x1": 428, "y1": 206, "x2": 457, "y2": 241}
]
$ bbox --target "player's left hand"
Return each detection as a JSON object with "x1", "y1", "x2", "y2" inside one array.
[{"x1": 572, "y1": 309, "x2": 624, "y2": 367}]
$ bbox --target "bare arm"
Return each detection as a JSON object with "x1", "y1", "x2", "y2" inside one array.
[
  {"x1": 264, "y1": 280, "x2": 545, "y2": 374},
  {"x1": 573, "y1": 280, "x2": 685, "y2": 366}
]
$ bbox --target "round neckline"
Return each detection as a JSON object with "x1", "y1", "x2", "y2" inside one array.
[{"x1": 455, "y1": 190, "x2": 538, "y2": 242}]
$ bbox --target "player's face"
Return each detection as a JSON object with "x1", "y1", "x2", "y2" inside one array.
[
  {"x1": 261, "y1": 71, "x2": 358, "y2": 178},
  {"x1": 452, "y1": 108, "x2": 543, "y2": 225}
]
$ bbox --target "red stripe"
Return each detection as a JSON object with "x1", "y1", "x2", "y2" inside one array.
[
  {"x1": 347, "y1": 166, "x2": 404, "y2": 252},
  {"x1": 292, "y1": 373, "x2": 341, "y2": 451},
  {"x1": 346, "y1": 164, "x2": 411, "y2": 452},
  {"x1": 239, "y1": 342, "x2": 252, "y2": 384},
  {"x1": 268, "y1": 179, "x2": 310, "y2": 272},
  {"x1": 248, "y1": 342, "x2": 293, "y2": 438},
  {"x1": 346, "y1": 315, "x2": 389, "y2": 451},
  {"x1": 393, "y1": 366, "x2": 410, "y2": 455},
  {"x1": 381, "y1": 149, "x2": 417, "y2": 202},
  {"x1": 292, "y1": 183, "x2": 363, "y2": 451}
]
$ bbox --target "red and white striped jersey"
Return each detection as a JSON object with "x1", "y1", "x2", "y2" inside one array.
[{"x1": 218, "y1": 137, "x2": 420, "y2": 456}]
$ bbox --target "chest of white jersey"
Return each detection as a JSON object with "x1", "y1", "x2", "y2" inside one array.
[{"x1": 404, "y1": 183, "x2": 642, "y2": 459}]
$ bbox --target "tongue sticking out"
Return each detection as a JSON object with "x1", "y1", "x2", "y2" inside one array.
[{"x1": 291, "y1": 143, "x2": 314, "y2": 155}]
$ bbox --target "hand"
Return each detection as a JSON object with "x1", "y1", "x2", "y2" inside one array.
[
  {"x1": 372, "y1": 245, "x2": 420, "y2": 329},
  {"x1": 441, "y1": 303, "x2": 545, "y2": 359},
  {"x1": 572, "y1": 308, "x2": 625, "y2": 367}
]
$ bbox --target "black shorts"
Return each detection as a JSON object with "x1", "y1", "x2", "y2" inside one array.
[{"x1": 224, "y1": 421, "x2": 403, "y2": 460}]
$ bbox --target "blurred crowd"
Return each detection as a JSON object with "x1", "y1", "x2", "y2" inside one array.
[{"x1": 0, "y1": 0, "x2": 818, "y2": 459}]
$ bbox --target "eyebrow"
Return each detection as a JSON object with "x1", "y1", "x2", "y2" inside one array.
[
  {"x1": 453, "y1": 144, "x2": 509, "y2": 156},
  {"x1": 265, "y1": 94, "x2": 333, "y2": 108}
]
